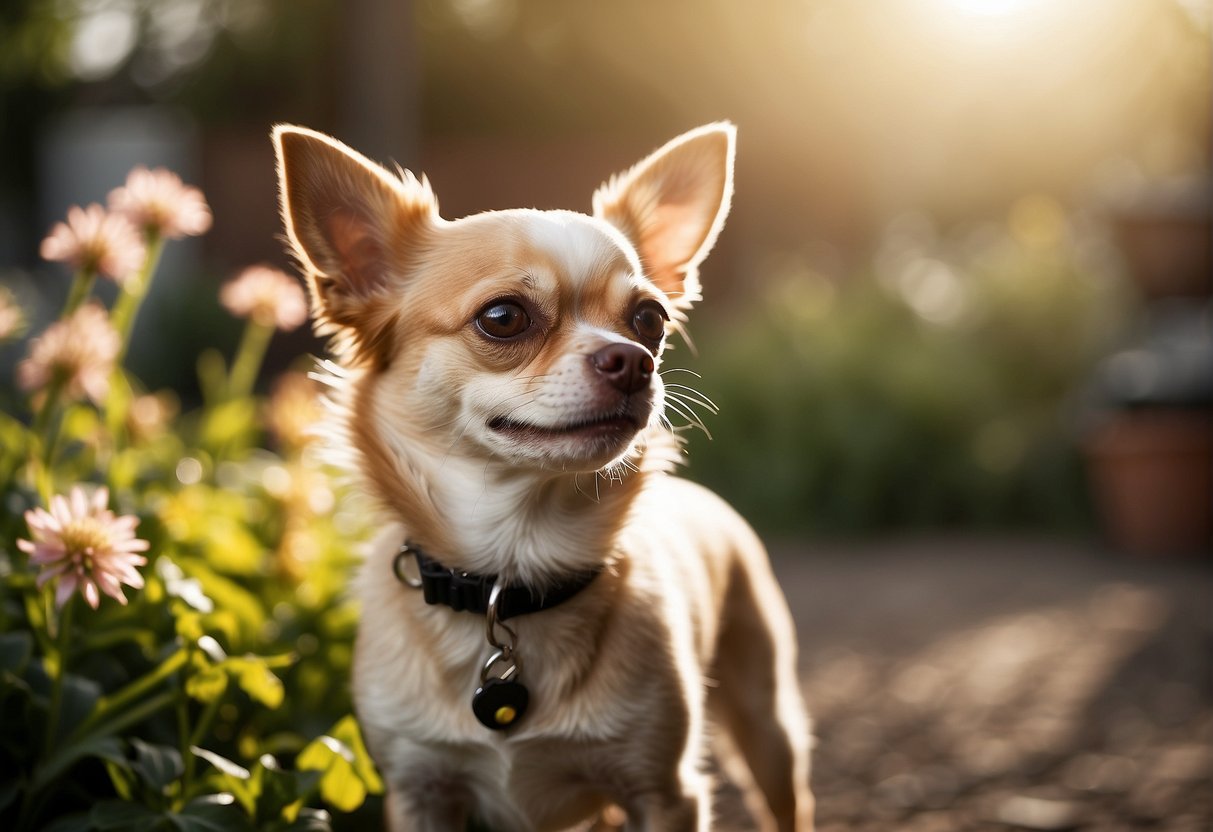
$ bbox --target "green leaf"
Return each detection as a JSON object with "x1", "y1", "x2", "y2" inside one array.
[
  {"x1": 249, "y1": 754, "x2": 318, "y2": 824},
  {"x1": 130, "y1": 738, "x2": 184, "y2": 792},
  {"x1": 90, "y1": 799, "x2": 169, "y2": 831},
  {"x1": 40, "y1": 812, "x2": 95, "y2": 832},
  {"x1": 297, "y1": 735, "x2": 352, "y2": 771},
  {"x1": 0, "y1": 631, "x2": 33, "y2": 673},
  {"x1": 316, "y1": 753, "x2": 364, "y2": 813},
  {"x1": 226, "y1": 656, "x2": 284, "y2": 709},
  {"x1": 180, "y1": 562, "x2": 265, "y2": 638},
  {"x1": 189, "y1": 749, "x2": 256, "y2": 815},
  {"x1": 80, "y1": 625, "x2": 158, "y2": 654},
  {"x1": 296, "y1": 718, "x2": 382, "y2": 813},
  {"x1": 329, "y1": 715, "x2": 383, "y2": 795},
  {"x1": 0, "y1": 410, "x2": 31, "y2": 465},
  {"x1": 59, "y1": 405, "x2": 102, "y2": 448},
  {"x1": 297, "y1": 736, "x2": 357, "y2": 811},
  {"x1": 190, "y1": 745, "x2": 250, "y2": 780},
  {"x1": 199, "y1": 518, "x2": 263, "y2": 577},
  {"x1": 200, "y1": 398, "x2": 257, "y2": 450},
  {"x1": 185, "y1": 665, "x2": 228, "y2": 704},
  {"x1": 171, "y1": 794, "x2": 253, "y2": 832},
  {"x1": 267, "y1": 808, "x2": 332, "y2": 832},
  {"x1": 0, "y1": 778, "x2": 20, "y2": 813},
  {"x1": 34, "y1": 734, "x2": 126, "y2": 789},
  {"x1": 108, "y1": 447, "x2": 141, "y2": 491},
  {"x1": 57, "y1": 673, "x2": 102, "y2": 742},
  {"x1": 105, "y1": 758, "x2": 135, "y2": 800}
]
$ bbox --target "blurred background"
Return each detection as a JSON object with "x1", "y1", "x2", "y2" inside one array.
[{"x1": 1, "y1": 0, "x2": 1210, "y2": 828}]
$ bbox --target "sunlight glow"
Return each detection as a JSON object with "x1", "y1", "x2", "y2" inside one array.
[{"x1": 936, "y1": 0, "x2": 1046, "y2": 17}]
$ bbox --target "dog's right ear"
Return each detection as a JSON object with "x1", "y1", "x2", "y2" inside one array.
[{"x1": 273, "y1": 125, "x2": 437, "y2": 356}]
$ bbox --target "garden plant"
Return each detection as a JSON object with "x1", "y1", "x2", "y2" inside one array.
[{"x1": 0, "y1": 167, "x2": 382, "y2": 831}]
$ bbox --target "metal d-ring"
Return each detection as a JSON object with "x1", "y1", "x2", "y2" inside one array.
[
  {"x1": 484, "y1": 582, "x2": 518, "y2": 651},
  {"x1": 481, "y1": 647, "x2": 521, "y2": 684},
  {"x1": 392, "y1": 544, "x2": 423, "y2": 589}
]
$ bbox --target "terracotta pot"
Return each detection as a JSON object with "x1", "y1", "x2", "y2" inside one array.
[
  {"x1": 1086, "y1": 408, "x2": 1213, "y2": 557},
  {"x1": 1111, "y1": 171, "x2": 1212, "y2": 304}
]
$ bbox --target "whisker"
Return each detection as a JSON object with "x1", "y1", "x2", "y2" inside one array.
[
  {"x1": 665, "y1": 386, "x2": 719, "y2": 414},
  {"x1": 573, "y1": 471, "x2": 601, "y2": 503},
  {"x1": 664, "y1": 398, "x2": 713, "y2": 439},
  {"x1": 664, "y1": 391, "x2": 717, "y2": 422}
]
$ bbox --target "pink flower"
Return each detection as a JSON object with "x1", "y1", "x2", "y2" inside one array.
[
  {"x1": 40, "y1": 204, "x2": 146, "y2": 285},
  {"x1": 220, "y1": 266, "x2": 309, "y2": 331},
  {"x1": 17, "y1": 303, "x2": 121, "y2": 405},
  {"x1": 18, "y1": 486, "x2": 150, "y2": 609},
  {"x1": 108, "y1": 166, "x2": 212, "y2": 239}
]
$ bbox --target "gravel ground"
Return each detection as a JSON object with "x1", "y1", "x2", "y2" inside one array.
[{"x1": 736, "y1": 536, "x2": 1213, "y2": 831}]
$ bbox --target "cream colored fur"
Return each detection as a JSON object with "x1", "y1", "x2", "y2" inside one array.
[{"x1": 274, "y1": 122, "x2": 814, "y2": 831}]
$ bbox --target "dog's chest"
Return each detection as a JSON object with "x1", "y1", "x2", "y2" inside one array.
[{"x1": 360, "y1": 642, "x2": 629, "y2": 830}]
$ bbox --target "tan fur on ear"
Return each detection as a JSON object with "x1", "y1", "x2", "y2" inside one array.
[
  {"x1": 592, "y1": 123, "x2": 736, "y2": 313},
  {"x1": 273, "y1": 125, "x2": 438, "y2": 365}
]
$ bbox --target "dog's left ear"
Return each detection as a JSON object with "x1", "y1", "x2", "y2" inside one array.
[{"x1": 593, "y1": 123, "x2": 735, "y2": 311}]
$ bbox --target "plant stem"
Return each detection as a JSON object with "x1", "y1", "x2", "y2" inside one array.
[
  {"x1": 43, "y1": 596, "x2": 75, "y2": 752},
  {"x1": 187, "y1": 693, "x2": 223, "y2": 749},
  {"x1": 32, "y1": 375, "x2": 64, "y2": 443},
  {"x1": 22, "y1": 592, "x2": 51, "y2": 667},
  {"x1": 60, "y1": 269, "x2": 96, "y2": 318},
  {"x1": 182, "y1": 692, "x2": 223, "y2": 797},
  {"x1": 69, "y1": 647, "x2": 187, "y2": 741},
  {"x1": 31, "y1": 373, "x2": 67, "y2": 495},
  {"x1": 227, "y1": 320, "x2": 274, "y2": 402},
  {"x1": 110, "y1": 234, "x2": 165, "y2": 364},
  {"x1": 105, "y1": 234, "x2": 164, "y2": 445},
  {"x1": 32, "y1": 691, "x2": 176, "y2": 791},
  {"x1": 176, "y1": 697, "x2": 192, "y2": 810}
]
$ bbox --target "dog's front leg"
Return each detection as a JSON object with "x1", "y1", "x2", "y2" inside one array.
[
  {"x1": 384, "y1": 783, "x2": 470, "y2": 832},
  {"x1": 624, "y1": 776, "x2": 710, "y2": 832}
]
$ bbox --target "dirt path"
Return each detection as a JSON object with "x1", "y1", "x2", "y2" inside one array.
[{"x1": 756, "y1": 537, "x2": 1212, "y2": 831}]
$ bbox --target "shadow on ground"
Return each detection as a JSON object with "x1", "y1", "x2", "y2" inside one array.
[{"x1": 744, "y1": 536, "x2": 1213, "y2": 832}]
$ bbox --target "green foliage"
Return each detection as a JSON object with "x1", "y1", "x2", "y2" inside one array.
[
  {"x1": 1, "y1": 191, "x2": 379, "y2": 829},
  {"x1": 296, "y1": 717, "x2": 384, "y2": 813},
  {"x1": 682, "y1": 214, "x2": 1129, "y2": 534}
]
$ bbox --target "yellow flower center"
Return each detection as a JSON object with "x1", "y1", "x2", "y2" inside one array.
[{"x1": 60, "y1": 519, "x2": 111, "y2": 567}]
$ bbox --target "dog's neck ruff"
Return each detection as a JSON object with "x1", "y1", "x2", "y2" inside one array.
[{"x1": 392, "y1": 542, "x2": 602, "y2": 621}]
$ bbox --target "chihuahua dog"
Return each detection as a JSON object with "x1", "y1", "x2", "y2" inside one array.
[{"x1": 273, "y1": 123, "x2": 813, "y2": 831}]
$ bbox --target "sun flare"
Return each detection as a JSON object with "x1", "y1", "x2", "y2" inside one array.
[{"x1": 937, "y1": 0, "x2": 1045, "y2": 17}]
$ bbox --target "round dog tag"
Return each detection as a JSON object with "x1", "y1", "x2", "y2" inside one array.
[{"x1": 472, "y1": 678, "x2": 529, "y2": 730}]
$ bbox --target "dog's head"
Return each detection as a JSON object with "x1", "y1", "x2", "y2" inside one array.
[{"x1": 274, "y1": 124, "x2": 734, "y2": 476}]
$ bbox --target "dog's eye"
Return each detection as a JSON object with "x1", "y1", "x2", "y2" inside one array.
[
  {"x1": 477, "y1": 301, "x2": 532, "y2": 339},
  {"x1": 631, "y1": 301, "x2": 669, "y2": 344}
]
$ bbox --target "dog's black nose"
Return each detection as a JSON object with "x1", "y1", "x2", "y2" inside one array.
[{"x1": 591, "y1": 343, "x2": 654, "y2": 394}]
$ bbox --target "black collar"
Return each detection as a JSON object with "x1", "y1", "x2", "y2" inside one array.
[{"x1": 394, "y1": 543, "x2": 602, "y2": 621}]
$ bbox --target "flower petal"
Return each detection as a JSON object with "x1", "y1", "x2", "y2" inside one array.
[
  {"x1": 81, "y1": 579, "x2": 101, "y2": 609},
  {"x1": 55, "y1": 574, "x2": 79, "y2": 608}
]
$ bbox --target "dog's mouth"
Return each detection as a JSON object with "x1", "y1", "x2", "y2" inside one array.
[{"x1": 487, "y1": 411, "x2": 641, "y2": 442}]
